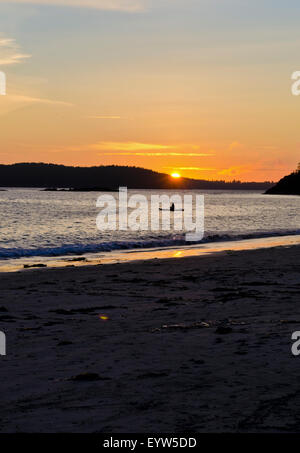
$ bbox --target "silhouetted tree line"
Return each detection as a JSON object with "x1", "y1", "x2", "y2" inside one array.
[{"x1": 0, "y1": 163, "x2": 273, "y2": 190}]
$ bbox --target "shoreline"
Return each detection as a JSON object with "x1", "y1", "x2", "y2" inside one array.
[
  {"x1": 1, "y1": 244, "x2": 300, "y2": 431},
  {"x1": 1, "y1": 233, "x2": 300, "y2": 273}
]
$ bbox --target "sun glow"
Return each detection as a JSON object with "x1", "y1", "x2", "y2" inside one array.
[{"x1": 171, "y1": 172, "x2": 181, "y2": 178}]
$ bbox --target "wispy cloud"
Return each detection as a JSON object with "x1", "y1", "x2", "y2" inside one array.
[
  {"x1": 93, "y1": 141, "x2": 175, "y2": 152},
  {"x1": 106, "y1": 152, "x2": 214, "y2": 156},
  {"x1": 88, "y1": 115, "x2": 122, "y2": 119},
  {"x1": 89, "y1": 141, "x2": 214, "y2": 156},
  {"x1": 219, "y1": 160, "x2": 290, "y2": 177},
  {"x1": 0, "y1": 37, "x2": 31, "y2": 66},
  {"x1": 64, "y1": 141, "x2": 215, "y2": 157},
  {"x1": 0, "y1": 0, "x2": 145, "y2": 12},
  {"x1": 218, "y1": 165, "x2": 251, "y2": 176},
  {"x1": 5, "y1": 94, "x2": 73, "y2": 106},
  {"x1": 164, "y1": 167, "x2": 216, "y2": 171},
  {"x1": 228, "y1": 141, "x2": 245, "y2": 152}
]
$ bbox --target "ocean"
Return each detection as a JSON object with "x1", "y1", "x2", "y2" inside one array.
[{"x1": 0, "y1": 188, "x2": 299, "y2": 264}]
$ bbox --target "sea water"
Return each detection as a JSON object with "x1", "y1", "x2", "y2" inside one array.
[{"x1": 0, "y1": 188, "x2": 299, "y2": 261}]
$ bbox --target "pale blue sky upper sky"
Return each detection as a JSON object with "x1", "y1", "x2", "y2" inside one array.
[{"x1": 0, "y1": 0, "x2": 300, "y2": 180}]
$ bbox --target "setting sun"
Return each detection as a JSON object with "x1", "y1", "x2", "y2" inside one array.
[{"x1": 171, "y1": 172, "x2": 181, "y2": 178}]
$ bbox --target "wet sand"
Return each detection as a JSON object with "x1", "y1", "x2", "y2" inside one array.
[
  {"x1": 0, "y1": 244, "x2": 300, "y2": 432},
  {"x1": 1, "y1": 234, "x2": 300, "y2": 272}
]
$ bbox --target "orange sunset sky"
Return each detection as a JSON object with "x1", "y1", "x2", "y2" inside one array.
[{"x1": 1, "y1": 0, "x2": 300, "y2": 181}]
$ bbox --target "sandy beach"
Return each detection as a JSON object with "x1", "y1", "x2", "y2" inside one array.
[{"x1": 1, "y1": 243, "x2": 300, "y2": 433}]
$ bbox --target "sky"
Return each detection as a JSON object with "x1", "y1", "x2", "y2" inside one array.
[{"x1": 0, "y1": 0, "x2": 300, "y2": 181}]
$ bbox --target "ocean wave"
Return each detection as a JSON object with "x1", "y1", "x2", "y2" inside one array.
[{"x1": 0, "y1": 229, "x2": 300, "y2": 259}]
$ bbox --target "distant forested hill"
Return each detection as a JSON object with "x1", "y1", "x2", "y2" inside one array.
[
  {"x1": 266, "y1": 167, "x2": 300, "y2": 195},
  {"x1": 0, "y1": 163, "x2": 273, "y2": 190}
]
